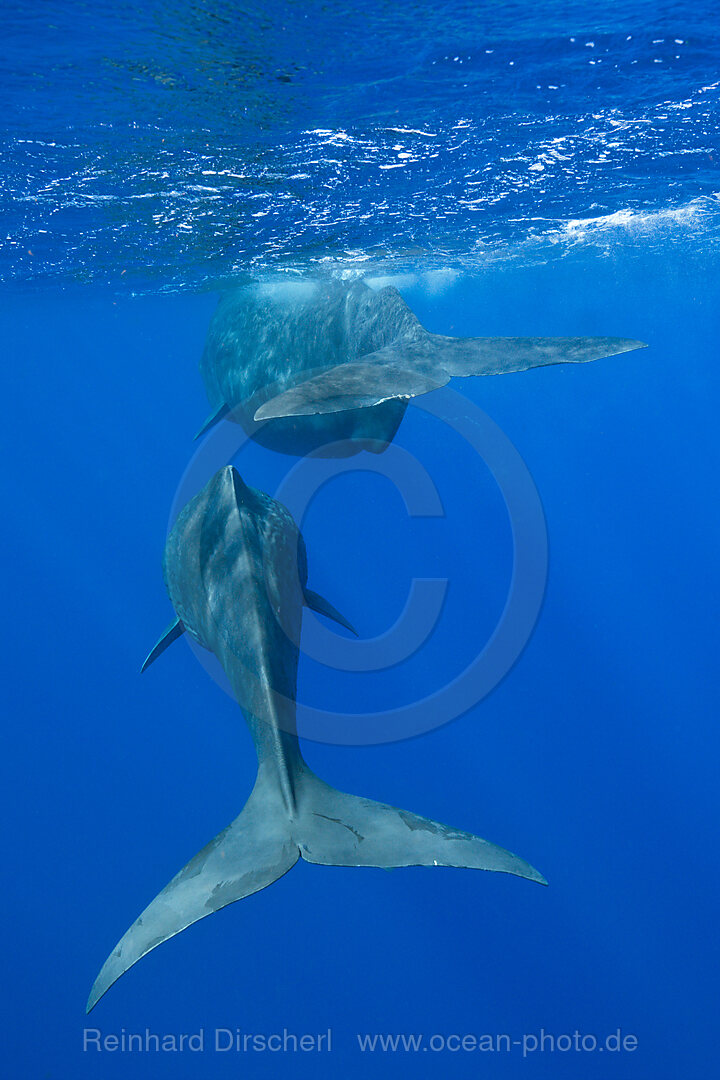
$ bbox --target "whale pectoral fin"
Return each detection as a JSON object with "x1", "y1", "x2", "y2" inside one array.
[
  {"x1": 431, "y1": 333, "x2": 647, "y2": 378},
  {"x1": 140, "y1": 617, "x2": 186, "y2": 673},
  {"x1": 254, "y1": 345, "x2": 448, "y2": 420},
  {"x1": 194, "y1": 401, "x2": 231, "y2": 440},
  {"x1": 303, "y1": 588, "x2": 357, "y2": 636},
  {"x1": 298, "y1": 774, "x2": 547, "y2": 884},
  {"x1": 87, "y1": 779, "x2": 299, "y2": 1012}
]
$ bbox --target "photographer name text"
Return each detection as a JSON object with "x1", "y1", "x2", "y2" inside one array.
[{"x1": 83, "y1": 1027, "x2": 332, "y2": 1053}]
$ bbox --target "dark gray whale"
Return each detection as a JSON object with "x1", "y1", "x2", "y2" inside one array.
[
  {"x1": 87, "y1": 465, "x2": 546, "y2": 1011},
  {"x1": 196, "y1": 277, "x2": 646, "y2": 456}
]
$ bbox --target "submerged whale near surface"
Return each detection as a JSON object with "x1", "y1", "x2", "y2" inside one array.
[
  {"x1": 196, "y1": 277, "x2": 647, "y2": 456},
  {"x1": 87, "y1": 466, "x2": 546, "y2": 1011}
]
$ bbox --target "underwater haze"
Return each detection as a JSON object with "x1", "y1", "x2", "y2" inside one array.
[{"x1": 2, "y1": 1, "x2": 719, "y2": 1078}]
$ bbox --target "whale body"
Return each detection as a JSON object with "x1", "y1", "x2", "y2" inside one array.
[
  {"x1": 87, "y1": 466, "x2": 546, "y2": 1011},
  {"x1": 196, "y1": 277, "x2": 646, "y2": 456}
]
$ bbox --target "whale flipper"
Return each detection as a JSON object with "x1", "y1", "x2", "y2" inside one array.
[
  {"x1": 254, "y1": 344, "x2": 448, "y2": 421},
  {"x1": 86, "y1": 772, "x2": 300, "y2": 1013},
  {"x1": 303, "y1": 587, "x2": 357, "y2": 636},
  {"x1": 255, "y1": 335, "x2": 647, "y2": 420},
  {"x1": 297, "y1": 773, "x2": 546, "y2": 882},
  {"x1": 140, "y1": 617, "x2": 186, "y2": 673},
  {"x1": 194, "y1": 401, "x2": 231, "y2": 440}
]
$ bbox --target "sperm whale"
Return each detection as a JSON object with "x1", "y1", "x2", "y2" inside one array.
[
  {"x1": 87, "y1": 465, "x2": 546, "y2": 1011},
  {"x1": 196, "y1": 277, "x2": 646, "y2": 455}
]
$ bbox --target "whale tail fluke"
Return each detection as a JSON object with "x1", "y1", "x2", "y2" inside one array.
[
  {"x1": 253, "y1": 334, "x2": 647, "y2": 421},
  {"x1": 87, "y1": 767, "x2": 544, "y2": 1012},
  {"x1": 429, "y1": 332, "x2": 647, "y2": 379},
  {"x1": 295, "y1": 770, "x2": 546, "y2": 882},
  {"x1": 86, "y1": 770, "x2": 299, "y2": 1014}
]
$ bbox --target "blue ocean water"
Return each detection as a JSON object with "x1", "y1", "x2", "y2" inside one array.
[{"x1": 2, "y1": 2, "x2": 719, "y2": 1077}]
